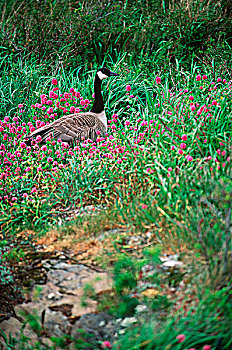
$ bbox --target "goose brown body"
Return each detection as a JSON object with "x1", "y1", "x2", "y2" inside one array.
[
  {"x1": 25, "y1": 68, "x2": 118, "y2": 145},
  {"x1": 26, "y1": 110, "x2": 107, "y2": 144}
]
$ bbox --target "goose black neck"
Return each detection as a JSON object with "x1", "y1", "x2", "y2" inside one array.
[{"x1": 91, "y1": 74, "x2": 104, "y2": 113}]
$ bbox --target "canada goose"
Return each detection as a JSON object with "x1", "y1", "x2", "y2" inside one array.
[{"x1": 25, "y1": 68, "x2": 119, "y2": 145}]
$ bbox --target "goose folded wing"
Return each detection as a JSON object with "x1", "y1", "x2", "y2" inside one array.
[{"x1": 42, "y1": 123, "x2": 86, "y2": 142}]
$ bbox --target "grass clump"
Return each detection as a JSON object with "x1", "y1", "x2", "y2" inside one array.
[{"x1": 0, "y1": 16, "x2": 231, "y2": 347}]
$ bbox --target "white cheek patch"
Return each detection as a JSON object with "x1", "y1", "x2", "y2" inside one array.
[{"x1": 97, "y1": 71, "x2": 108, "y2": 80}]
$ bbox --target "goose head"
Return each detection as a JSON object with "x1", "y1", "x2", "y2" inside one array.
[{"x1": 97, "y1": 67, "x2": 119, "y2": 81}]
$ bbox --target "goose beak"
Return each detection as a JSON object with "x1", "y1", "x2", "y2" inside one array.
[{"x1": 109, "y1": 71, "x2": 119, "y2": 77}]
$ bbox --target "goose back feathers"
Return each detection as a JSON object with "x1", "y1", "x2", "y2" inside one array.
[
  {"x1": 25, "y1": 68, "x2": 118, "y2": 144},
  {"x1": 27, "y1": 111, "x2": 107, "y2": 143}
]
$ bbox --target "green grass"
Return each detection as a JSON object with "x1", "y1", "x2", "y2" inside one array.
[{"x1": 0, "y1": 51, "x2": 231, "y2": 349}]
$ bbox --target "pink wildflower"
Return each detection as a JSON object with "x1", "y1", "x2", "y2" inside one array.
[
  {"x1": 202, "y1": 75, "x2": 207, "y2": 80},
  {"x1": 217, "y1": 77, "x2": 222, "y2": 83},
  {"x1": 18, "y1": 104, "x2": 23, "y2": 108},
  {"x1": 101, "y1": 340, "x2": 112, "y2": 349},
  {"x1": 180, "y1": 143, "x2": 186, "y2": 150},
  {"x1": 126, "y1": 85, "x2": 131, "y2": 91},
  {"x1": 22, "y1": 193, "x2": 28, "y2": 198},
  {"x1": 141, "y1": 204, "x2": 148, "y2": 209},
  {"x1": 31, "y1": 188, "x2": 37, "y2": 194},
  {"x1": 51, "y1": 78, "x2": 58, "y2": 85},
  {"x1": 176, "y1": 334, "x2": 185, "y2": 343},
  {"x1": 36, "y1": 135, "x2": 42, "y2": 143},
  {"x1": 189, "y1": 95, "x2": 194, "y2": 101},
  {"x1": 41, "y1": 145, "x2": 47, "y2": 152},
  {"x1": 196, "y1": 74, "x2": 201, "y2": 81},
  {"x1": 156, "y1": 76, "x2": 161, "y2": 84},
  {"x1": 125, "y1": 120, "x2": 130, "y2": 126},
  {"x1": 146, "y1": 168, "x2": 153, "y2": 174},
  {"x1": 181, "y1": 134, "x2": 187, "y2": 141}
]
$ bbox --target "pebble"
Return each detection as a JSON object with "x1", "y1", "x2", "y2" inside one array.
[
  {"x1": 53, "y1": 262, "x2": 71, "y2": 270},
  {"x1": 162, "y1": 260, "x2": 183, "y2": 268},
  {"x1": 43, "y1": 263, "x2": 51, "y2": 269},
  {"x1": 116, "y1": 318, "x2": 122, "y2": 323},
  {"x1": 47, "y1": 293, "x2": 55, "y2": 299},
  {"x1": 121, "y1": 317, "x2": 137, "y2": 328},
  {"x1": 59, "y1": 255, "x2": 67, "y2": 260},
  {"x1": 135, "y1": 305, "x2": 148, "y2": 313},
  {"x1": 49, "y1": 259, "x2": 60, "y2": 266}
]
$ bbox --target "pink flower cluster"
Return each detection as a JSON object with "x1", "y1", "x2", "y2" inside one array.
[{"x1": 0, "y1": 74, "x2": 230, "y2": 208}]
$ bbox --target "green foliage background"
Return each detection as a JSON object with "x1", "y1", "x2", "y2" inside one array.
[
  {"x1": 0, "y1": 1, "x2": 232, "y2": 349},
  {"x1": 1, "y1": 0, "x2": 231, "y2": 69}
]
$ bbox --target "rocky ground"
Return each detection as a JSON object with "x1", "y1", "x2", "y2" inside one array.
[
  {"x1": 0, "y1": 251, "x2": 116, "y2": 348},
  {"x1": 0, "y1": 232, "x2": 186, "y2": 349},
  {"x1": 0, "y1": 249, "x2": 162, "y2": 349}
]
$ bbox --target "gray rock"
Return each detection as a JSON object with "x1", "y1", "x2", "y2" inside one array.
[
  {"x1": 47, "y1": 293, "x2": 56, "y2": 299},
  {"x1": 15, "y1": 302, "x2": 45, "y2": 319},
  {"x1": 162, "y1": 260, "x2": 183, "y2": 268},
  {"x1": 59, "y1": 254, "x2": 67, "y2": 260},
  {"x1": 71, "y1": 313, "x2": 115, "y2": 347},
  {"x1": 49, "y1": 259, "x2": 60, "y2": 266},
  {"x1": 44, "y1": 309, "x2": 70, "y2": 337},
  {"x1": 43, "y1": 263, "x2": 52, "y2": 269},
  {"x1": 48, "y1": 270, "x2": 81, "y2": 290},
  {"x1": 53, "y1": 262, "x2": 72, "y2": 270},
  {"x1": 0, "y1": 317, "x2": 38, "y2": 345},
  {"x1": 120, "y1": 317, "x2": 138, "y2": 328},
  {"x1": 135, "y1": 305, "x2": 148, "y2": 313}
]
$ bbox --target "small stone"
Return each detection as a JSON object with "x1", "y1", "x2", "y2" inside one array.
[
  {"x1": 135, "y1": 305, "x2": 148, "y2": 313},
  {"x1": 47, "y1": 293, "x2": 55, "y2": 299},
  {"x1": 162, "y1": 260, "x2": 183, "y2": 268},
  {"x1": 53, "y1": 262, "x2": 71, "y2": 270},
  {"x1": 116, "y1": 318, "x2": 122, "y2": 323},
  {"x1": 118, "y1": 329, "x2": 125, "y2": 334},
  {"x1": 49, "y1": 259, "x2": 60, "y2": 266},
  {"x1": 99, "y1": 321, "x2": 106, "y2": 327},
  {"x1": 59, "y1": 255, "x2": 66, "y2": 260},
  {"x1": 121, "y1": 317, "x2": 137, "y2": 328},
  {"x1": 43, "y1": 263, "x2": 51, "y2": 269}
]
